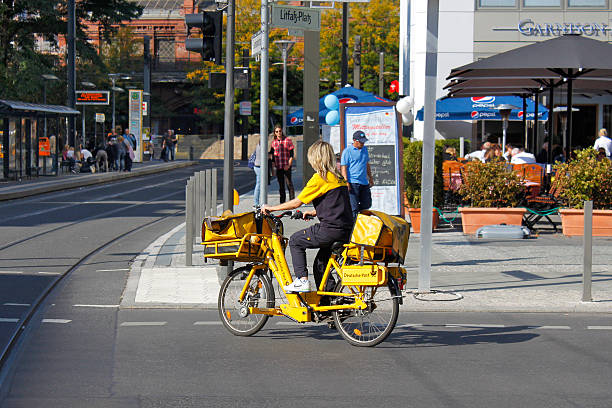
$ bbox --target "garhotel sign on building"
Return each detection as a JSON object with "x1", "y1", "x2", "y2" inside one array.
[{"x1": 518, "y1": 19, "x2": 610, "y2": 37}]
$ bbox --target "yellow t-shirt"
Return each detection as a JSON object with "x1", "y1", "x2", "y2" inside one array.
[{"x1": 298, "y1": 172, "x2": 353, "y2": 230}]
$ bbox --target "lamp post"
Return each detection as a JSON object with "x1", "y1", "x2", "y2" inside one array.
[
  {"x1": 41, "y1": 74, "x2": 59, "y2": 174},
  {"x1": 495, "y1": 104, "x2": 518, "y2": 153},
  {"x1": 274, "y1": 40, "x2": 295, "y2": 137},
  {"x1": 108, "y1": 74, "x2": 130, "y2": 135},
  {"x1": 79, "y1": 81, "x2": 96, "y2": 148}
]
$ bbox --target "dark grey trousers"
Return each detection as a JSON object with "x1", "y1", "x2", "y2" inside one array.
[{"x1": 288, "y1": 224, "x2": 350, "y2": 288}]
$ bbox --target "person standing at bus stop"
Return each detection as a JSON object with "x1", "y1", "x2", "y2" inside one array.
[{"x1": 341, "y1": 130, "x2": 374, "y2": 219}]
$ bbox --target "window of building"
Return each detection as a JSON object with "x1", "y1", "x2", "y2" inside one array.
[
  {"x1": 478, "y1": 0, "x2": 516, "y2": 6},
  {"x1": 568, "y1": 0, "x2": 607, "y2": 6},
  {"x1": 524, "y1": 0, "x2": 560, "y2": 6}
]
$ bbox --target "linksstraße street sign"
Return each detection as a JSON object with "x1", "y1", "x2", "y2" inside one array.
[{"x1": 271, "y1": 5, "x2": 320, "y2": 31}]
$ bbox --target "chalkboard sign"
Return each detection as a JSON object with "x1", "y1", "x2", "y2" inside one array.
[
  {"x1": 340, "y1": 103, "x2": 403, "y2": 216},
  {"x1": 368, "y1": 145, "x2": 396, "y2": 186}
]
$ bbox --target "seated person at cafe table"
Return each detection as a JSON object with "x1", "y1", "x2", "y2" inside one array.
[
  {"x1": 510, "y1": 147, "x2": 537, "y2": 164},
  {"x1": 464, "y1": 141, "x2": 490, "y2": 163}
]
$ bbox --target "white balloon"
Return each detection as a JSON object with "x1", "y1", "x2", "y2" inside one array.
[
  {"x1": 402, "y1": 112, "x2": 414, "y2": 126},
  {"x1": 396, "y1": 96, "x2": 414, "y2": 115}
]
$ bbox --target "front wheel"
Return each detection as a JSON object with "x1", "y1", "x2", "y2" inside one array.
[
  {"x1": 218, "y1": 265, "x2": 274, "y2": 336},
  {"x1": 332, "y1": 280, "x2": 399, "y2": 347}
]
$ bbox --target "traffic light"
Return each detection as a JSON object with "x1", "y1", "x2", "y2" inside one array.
[{"x1": 185, "y1": 11, "x2": 223, "y2": 65}]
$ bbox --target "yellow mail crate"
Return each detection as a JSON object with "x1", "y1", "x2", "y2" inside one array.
[{"x1": 340, "y1": 264, "x2": 387, "y2": 286}]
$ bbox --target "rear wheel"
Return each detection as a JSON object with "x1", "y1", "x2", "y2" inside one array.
[
  {"x1": 218, "y1": 265, "x2": 274, "y2": 336},
  {"x1": 332, "y1": 280, "x2": 399, "y2": 347}
]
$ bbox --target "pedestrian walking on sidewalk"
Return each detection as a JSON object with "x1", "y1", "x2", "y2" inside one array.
[
  {"x1": 250, "y1": 141, "x2": 262, "y2": 207},
  {"x1": 341, "y1": 130, "x2": 374, "y2": 219},
  {"x1": 263, "y1": 141, "x2": 353, "y2": 293},
  {"x1": 270, "y1": 124, "x2": 295, "y2": 204},
  {"x1": 164, "y1": 129, "x2": 177, "y2": 161}
]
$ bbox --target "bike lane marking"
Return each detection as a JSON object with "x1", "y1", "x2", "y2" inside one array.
[
  {"x1": 587, "y1": 326, "x2": 612, "y2": 330},
  {"x1": 120, "y1": 321, "x2": 167, "y2": 327}
]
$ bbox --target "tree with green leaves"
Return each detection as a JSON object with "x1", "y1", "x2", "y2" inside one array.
[{"x1": 0, "y1": 0, "x2": 142, "y2": 103}]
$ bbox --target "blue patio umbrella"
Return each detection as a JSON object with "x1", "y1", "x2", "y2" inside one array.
[
  {"x1": 415, "y1": 96, "x2": 548, "y2": 121},
  {"x1": 287, "y1": 86, "x2": 390, "y2": 127}
]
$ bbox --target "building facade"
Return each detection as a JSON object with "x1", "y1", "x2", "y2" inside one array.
[{"x1": 411, "y1": 0, "x2": 612, "y2": 152}]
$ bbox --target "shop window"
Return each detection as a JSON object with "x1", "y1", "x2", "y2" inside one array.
[
  {"x1": 524, "y1": 0, "x2": 560, "y2": 5},
  {"x1": 568, "y1": 0, "x2": 607, "y2": 6},
  {"x1": 479, "y1": 0, "x2": 516, "y2": 6}
]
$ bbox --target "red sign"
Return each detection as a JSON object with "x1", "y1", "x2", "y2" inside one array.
[
  {"x1": 39, "y1": 137, "x2": 50, "y2": 157},
  {"x1": 389, "y1": 80, "x2": 399, "y2": 93},
  {"x1": 76, "y1": 91, "x2": 110, "y2": 105}
]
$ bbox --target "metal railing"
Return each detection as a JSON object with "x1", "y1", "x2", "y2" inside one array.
[{"x1": 185, "y1": 168, "x2": 218, "y2": 266}]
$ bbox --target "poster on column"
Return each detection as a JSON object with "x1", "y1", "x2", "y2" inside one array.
[
  {"x1": 340, "y1": 103, "x2": 403, "y2": 216},
  {"x1": 128, "y1": 90, "x2": 143, "y2": 162}
]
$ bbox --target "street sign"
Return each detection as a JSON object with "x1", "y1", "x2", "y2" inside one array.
[
  {"x1": 142, "y1": 101, "x2": 148, "y2": 116},
  {"x1": 288, "y1": 28, "x2": 303, "y2": 37},
  {"x1": 95, "y1": 113, "x2": 105, "y2": 123},
  {"x1": 271, "y1": 5, "x2": 320, "y2": 31},
  {"x1": 76, "y1": 91, "x2": 110, "y2": 105},
  {"x1": 251, "y1": 30, "x2": 264, "y2": 57},
  {"x1": 239, "y1": 101, "x2": 252, "y2": 116}
]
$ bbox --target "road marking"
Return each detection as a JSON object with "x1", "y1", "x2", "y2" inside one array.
[
  {"x1": 193, "y1": 321, "x2": 222, "y2": 325},
  {"x1": 42, "y1": 319, "x2": 71, "y2": 324},
  {"x1": 587, "y1": 326, "x2": 612, "y2": 330},
  {"x1": 398, "y1": 324, "x2": 424, "y2": 328},
  {"x1": 96, "y1": 268, "x2": 130, "y2": 272},
  {"x1": 0, "y1": 318, "x2": 19, "y2": 323},
  {"x1": 38, "y1": 272, "x2": 61, "y2": 275},
  {"x1": 530, "y1": 325, "x2": 571, "y2": 330},
  {"x1": 3, "y1": 303, "x2": 30, "y2": 306},
  {"x1": 0, "y1": 271, "x2": 23, "y2": 275},
  {"x1": 120, "y1": 321, "x2": 167, "y2": 327},
  {"x1": 73, "y1": 304, "x2": 119, "y2": 308},
  {"x1": 446, "y1": 324, "x2": 506, "y2": 328}
]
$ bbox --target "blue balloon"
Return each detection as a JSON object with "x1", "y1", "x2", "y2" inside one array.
[
  {"x1": 325, "y1": 110, "x2": 339, "y2": 126},
  {"x1": 324, "y1": 94, "x2": 339, "y2": 111}
]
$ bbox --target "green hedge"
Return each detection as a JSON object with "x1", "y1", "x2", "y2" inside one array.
[{"x1": 403, "y1": 139, "x2": 470, "y2": 208}]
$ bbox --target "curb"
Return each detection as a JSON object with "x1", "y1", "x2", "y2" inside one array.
[{"x1": 0, "y1": 161, "x2": 196, "y2": 201}]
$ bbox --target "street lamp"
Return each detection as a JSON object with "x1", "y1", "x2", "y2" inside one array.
[
  {"x1": 79, "y1": 81, "x2": 96, "y2": 148},
  {"x1": 274, "y1": 40, "x2": 295, "y2": 137},
  {"x1": 108, "y1": 73, "x2": 130, "y2": 134},
  {"x1": 495, "y1": 104, "x2": 518, "y2": 153}
]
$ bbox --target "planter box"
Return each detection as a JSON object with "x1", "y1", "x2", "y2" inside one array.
[
  {"x1": 559, "y1": 209, "x2": 612, "y2": 237},
  {"x1": 406, "y1": 208, "x2": 439, "y2": 234},
  {"x1": 459, "y1": 207, "x2": 526, "y2": 235}
]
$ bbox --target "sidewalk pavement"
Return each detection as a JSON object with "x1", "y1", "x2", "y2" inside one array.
[
  {"x1": 0, "y1": 159, "x2": 196, "y2": 201},
  {"x1": 122, "y1": 173, "x2": 612, "y2": 314}
]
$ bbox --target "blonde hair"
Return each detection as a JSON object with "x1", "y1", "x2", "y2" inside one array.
[
  {"x1": 599, "y1": 128, "x2": 608, "y2": 137},
  {"x1": 307, "y1": 140, "x2": 343, "y2": 180}
]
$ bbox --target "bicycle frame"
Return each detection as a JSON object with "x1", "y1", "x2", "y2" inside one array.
[{"x1": 241, "y1": 230, "x2": 369, "y2": 323}]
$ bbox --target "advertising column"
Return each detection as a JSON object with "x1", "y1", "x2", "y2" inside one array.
[{"x1": 128, "y1": 90, "x2": 143, "y2": 162}]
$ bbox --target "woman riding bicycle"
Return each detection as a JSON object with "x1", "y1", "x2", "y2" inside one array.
[{"x1": 263, "y1": 140, "x2": 353, "y2": 293}]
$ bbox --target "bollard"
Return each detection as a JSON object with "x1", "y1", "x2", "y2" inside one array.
[
  {"x1": 189, "y1": 146, "x2": 194, "y2": 161},
  {"x1": 185, "y1": 178, "x2": 194, "y2": 266},
  {"x1": 194, "y1": 171, "x2": 201, "y2": 239},
  {"x1": 211, "y1": 168, "x2": 218, "y2": 216},
  {"x1": 582, "y1": 200, "x2": 593, "y2": 302},
  {"x1": 459, "y1": 136, "x2": 465, "y2": 158}
]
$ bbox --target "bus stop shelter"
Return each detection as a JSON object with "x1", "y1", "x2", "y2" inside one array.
[{"x1": 0, "y1": 100, "x2": 80, "y2": 180}]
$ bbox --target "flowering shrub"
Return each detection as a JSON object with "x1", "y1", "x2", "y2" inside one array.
[
  {"x1": 459, "y1": 161, "x2": 525, "y2": 208},
  {"x1": 552, "y1": 148, "x2": 612, "y2": 210}
]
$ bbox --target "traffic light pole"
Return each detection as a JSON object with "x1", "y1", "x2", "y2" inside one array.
[
  {"x1": 241, "y1": 49, "x2": 249, "y2": 161},
  {"x1": 223, "y1": 0, "x2": 235, "y2": 213}
]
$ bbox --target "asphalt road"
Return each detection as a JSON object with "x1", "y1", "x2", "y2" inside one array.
[{"x1": 2, "y1": 164, "x2": 612, "y2": 407}]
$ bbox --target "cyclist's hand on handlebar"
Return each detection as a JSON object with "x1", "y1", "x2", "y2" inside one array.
[
  {"x1": 261, "y1": 205, "x2": 272, "y2": 214},
  {"x1": 302, "y1": 209, "x2": 316, "y2": 220}
]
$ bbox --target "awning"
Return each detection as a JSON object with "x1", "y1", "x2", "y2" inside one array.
[
  {"x1": 415, "y1": 96, "x2": 548, "y2": 121},
  {"x1": 0, "y1": 100, "x2": 81, "y2": 117}
]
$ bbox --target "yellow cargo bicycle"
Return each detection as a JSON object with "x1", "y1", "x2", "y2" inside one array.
[{"x1": 202, "y1": 209, "x2": 410, "y2": 347}]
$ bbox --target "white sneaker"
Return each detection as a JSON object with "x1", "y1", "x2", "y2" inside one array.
[{"x1": 284, "y1": 278, "x2": 310, "y2": 293}]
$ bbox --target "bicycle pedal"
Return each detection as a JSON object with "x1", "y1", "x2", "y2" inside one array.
[{"x1": 326, "y1": 321, "x2": 336, "y2": 330}]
